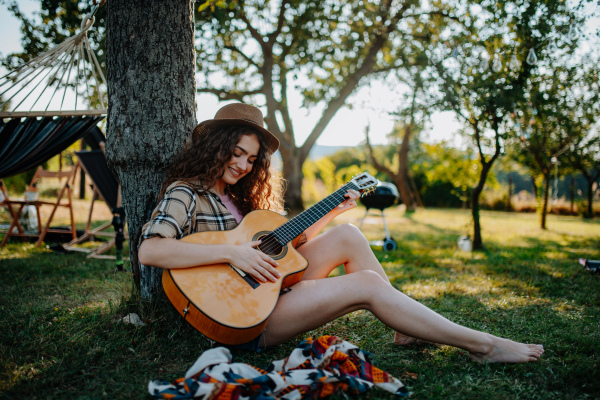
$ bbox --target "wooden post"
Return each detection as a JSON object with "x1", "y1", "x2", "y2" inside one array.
[{"x1": 79, "y1": 139, "x2": 86, "y2": 199}]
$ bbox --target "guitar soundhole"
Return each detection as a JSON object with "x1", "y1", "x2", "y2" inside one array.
[{"x1": 254, "y1": 232, "x2": 287, "y2": 260}]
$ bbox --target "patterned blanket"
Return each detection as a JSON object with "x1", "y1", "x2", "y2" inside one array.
[{"x1": 149, "y1": 335, "x2": 409, "y2": 399}]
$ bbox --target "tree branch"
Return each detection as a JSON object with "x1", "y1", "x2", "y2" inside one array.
[
  {"x1": 299, "y1": 0, "x2": 410, "y2": 162},
  {"x1": 365, "y1": 125, "x2": 396, "y2": 179},
  {"x1": 239, "y1": 6, "x2": 265, "y2": 48},
  {"x1": 196, "y1": 87, "x2": 262, "y2": 101},
  {"x1": 403, "y1": 11, "x2": 463, "y2": 24},
  {"x1": 370, "y1": 63, "x2": 405, "y2": 74},
  {"x1": 268, "y1": 0, "x2": 288, "y2": 44},
  {"x1": 277, "y1": 67, "x2": 295, "y2": 144},
  {"x1": 224, "y1": 45, "x2": 259, "y2": 67}
]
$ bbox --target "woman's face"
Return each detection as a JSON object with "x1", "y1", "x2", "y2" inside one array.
[{"x1": 221, "y1": 133, "x2": 260, "y2": 186}]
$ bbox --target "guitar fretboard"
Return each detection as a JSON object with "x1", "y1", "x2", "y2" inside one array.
[{"x1": 272, "y1": 182, "x2": 359, "y2": 244}]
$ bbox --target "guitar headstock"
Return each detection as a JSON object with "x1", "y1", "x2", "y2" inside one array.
[{"x1": 349, "y1": 172, "x2": 379, "y2": 196}]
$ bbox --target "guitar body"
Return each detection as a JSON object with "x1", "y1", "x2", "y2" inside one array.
[{"x1": 162, "y1": 209, "x2": 308, "y2": 345}]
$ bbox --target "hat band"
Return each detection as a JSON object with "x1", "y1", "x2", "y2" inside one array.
[{"x1": 238, "y1": 117, "x2": 261, "y2": 126}]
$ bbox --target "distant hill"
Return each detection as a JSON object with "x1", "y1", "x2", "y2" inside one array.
[{"x1": 309, "y1": 145, "x2": 354, "y2": 159}]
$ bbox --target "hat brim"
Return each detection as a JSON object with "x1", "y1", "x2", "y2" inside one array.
[{"x1": 193, "y1": 118, "x2": 279, "y2": 154}]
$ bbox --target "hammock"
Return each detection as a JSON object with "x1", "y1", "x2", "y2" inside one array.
[
  {"x1": 0, "y1": 3, "x2": 106, "y2": 179},
  {"x1": 0, "y1": 116, "x2": 103, "y2": 179},
  {"x1": 75, "y1": 149, "x2": 119, "y2": 210}
]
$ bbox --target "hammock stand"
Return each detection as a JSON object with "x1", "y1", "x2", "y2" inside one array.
[{"x1": 0, "y1": 4, "x2": 116, "y2": 250}]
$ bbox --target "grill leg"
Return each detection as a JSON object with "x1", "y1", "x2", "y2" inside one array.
[
  {"x1": 381, "y1": 210, "x2": 392, "y2": 240},
  {"x1": 358, "y1": 209, "x2": 370, "y2": 230}
]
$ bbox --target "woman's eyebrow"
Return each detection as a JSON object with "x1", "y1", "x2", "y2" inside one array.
[{"x1": 235, "y1": 145, "x2": 258, "y2": 157}]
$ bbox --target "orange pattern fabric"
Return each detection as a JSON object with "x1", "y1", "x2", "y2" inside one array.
[{"x1": 149, "y1": 336, "x2": 409, "y2": 399}]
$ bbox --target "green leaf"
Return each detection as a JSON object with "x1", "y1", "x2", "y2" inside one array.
[{"x1": 197, "y1": 2, "x2": 210, "y2": 12}]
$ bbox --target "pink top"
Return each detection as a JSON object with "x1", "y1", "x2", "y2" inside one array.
[{"x1": 216, "y1": 192, "x2": 243, "y2": 223}]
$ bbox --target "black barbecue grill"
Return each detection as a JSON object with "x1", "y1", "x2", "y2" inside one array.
[{"x1": 358, "y1": 182, "x2": 400, "y2": 251}]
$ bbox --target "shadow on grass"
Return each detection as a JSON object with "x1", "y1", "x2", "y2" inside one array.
[{"x1": 402, "y1": 211, "x2": 463, "y2": 237}]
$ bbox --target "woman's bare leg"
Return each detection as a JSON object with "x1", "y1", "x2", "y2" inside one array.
[
  {"x1": 298, "y1": 224, "x2": 424, "y2": 345},
  {"x1": 299, "y1": 224, "x2": 391, "y2": 281},
  {"x1": 264, "y1": 225, "x2": 544, "y2": 363},
  {"x1": 265, "y1": 270, "x2": 543, "y2": 363}
]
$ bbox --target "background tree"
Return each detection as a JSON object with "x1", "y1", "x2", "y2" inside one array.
[
  {"x1": 362, "y1": 9, "x2": 451, "y2": 212},
  {"x1": 365, "y1": 75, "x2": 430, "y2": 212},
  {"x1": 414, "y1": 141, "x2": 483, "y2": 207},
  {"x1": 510, "y1": 61, "x2": 598, "y2": 228},
  {"x1": 433, "y1": 0, "x2": 581, "y2": 248},
  {"x1": 194, "y1": 0, "x2": 457, "y2": 212},
  {"x1": 558, "y1": 65, "x2": 600, "y2": 218},
  {"x1": 564, "y1": 134, "x2": 600, "y2": 218}
]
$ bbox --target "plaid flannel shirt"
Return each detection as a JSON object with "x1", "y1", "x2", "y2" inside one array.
[
  {"x1": 141, "y1": 180, "x2": 237, "y2": 240},
  {"x1": 140, "y1": 180, "x2": 306, "y2": 247}
]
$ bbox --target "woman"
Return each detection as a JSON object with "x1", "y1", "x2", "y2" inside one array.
[{"x1": 138, "y1": 103, "x2": 544, "y2": 363}]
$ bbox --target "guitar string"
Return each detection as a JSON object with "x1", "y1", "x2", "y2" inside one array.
[
  {"x1": 262, "y1": 184, "x2": 358, "y2": 251},
  {"x1": 243, "y1": 177, "x2": 375, "y2": 282},
  {"x1": 260, "y1": 187, "x2": 349, "y2": 252},
  {"x1": 257, "y1": 184, "x2": 360, "y2": 255},
  {"x1": 256, "y1": 191, "x2": 348, "y2": 255}
]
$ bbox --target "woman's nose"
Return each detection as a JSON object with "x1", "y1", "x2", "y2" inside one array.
[{"x1": 237, "y1": 158, "x2": 249, "y2": 171}]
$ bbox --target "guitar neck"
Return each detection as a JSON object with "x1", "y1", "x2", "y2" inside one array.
[{"x1": 272, "y1": 182, "x2": 359, "y2": 244}]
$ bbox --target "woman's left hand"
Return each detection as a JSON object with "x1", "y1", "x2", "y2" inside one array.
[{"x1": 335, "y1": 189, "x2": 360, "y2": 214}]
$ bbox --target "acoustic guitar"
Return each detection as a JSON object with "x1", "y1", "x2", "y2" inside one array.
[{"x1": 162, "y1": 172, "x2": 378, "y2": 345}]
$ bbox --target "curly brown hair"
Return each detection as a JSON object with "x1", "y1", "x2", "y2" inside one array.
[{"x1": 159, "y1": 124, "x2": 284, "y2": 215}]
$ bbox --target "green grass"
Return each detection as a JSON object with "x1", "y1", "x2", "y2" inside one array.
[{"x1": 1, "y1": 208, "x2": 599, "y2": 399}]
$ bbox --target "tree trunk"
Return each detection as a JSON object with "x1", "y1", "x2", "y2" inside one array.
[
  {"x1": 105, "y1": 0, "x2": 197, "y2": 299},
  {"x1": 540, "y1": 175, "x2": 550, "y2": 229},
  {"x1": 397, "y1": 126, "x2": 415, "y2": 212},
  {"x1": 471, "y1": 163, "x2": 492, "y2": 250},
  {"x1": 570, "y1": 175, "x2": 575, "y2": 215},
  {"x1": 280, "y1": 147, "x2": 304, "y2": 213},
  {"x1": 586, "y1": 178, "x2": 594, "y2": 219}
]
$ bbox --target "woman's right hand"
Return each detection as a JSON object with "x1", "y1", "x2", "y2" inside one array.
[{"x1": 226, "y1": 240, "x2": 280, "y2": 283}]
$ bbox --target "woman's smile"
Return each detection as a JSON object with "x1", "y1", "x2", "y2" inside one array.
[{"x1": 217, "y1": 134, "x2": 260, "y2": 192}]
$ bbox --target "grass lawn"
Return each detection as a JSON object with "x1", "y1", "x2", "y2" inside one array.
[{"x1": 1, "y1": 207, "x2": 599, "y2": 399}]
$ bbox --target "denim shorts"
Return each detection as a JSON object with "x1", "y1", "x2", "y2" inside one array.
[{"x1": 215, "y1": 332, "x2": 265, "y2": 353}]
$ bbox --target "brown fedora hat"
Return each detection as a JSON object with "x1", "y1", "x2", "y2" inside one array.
[{"x1": 192, "y1": 103, "x2": 279, "y2": 153}]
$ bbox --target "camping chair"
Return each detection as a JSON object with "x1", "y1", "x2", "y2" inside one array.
[
  {"x1": 63, "y1": 149, "x2": 126, "y2": 259},
  {"x1": 0, "y1": 180, "x2": 26, "y2": 238},
  {"x1": 0, "y1": 164, "x2": 79, "y2": 247}
]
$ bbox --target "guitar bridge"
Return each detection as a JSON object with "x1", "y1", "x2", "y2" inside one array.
[{"x1": 228, "y1": 263, "x2": 260, "y2": 289}]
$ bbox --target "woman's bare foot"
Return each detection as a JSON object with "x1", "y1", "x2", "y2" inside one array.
[{"x1": 469, "y1": 335, "x2": 544, "y2": 364}]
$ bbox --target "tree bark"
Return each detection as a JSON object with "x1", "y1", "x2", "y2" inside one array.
[
  {"x1": 105, "y1": 1, "x2": 196, "y2": 298},
  {"x1": 586, "y1": 178, "x2": 594, "y2": 218},
  {"x1": 570, "y1": 175, "x2": 574, "y2": 215},
  {"x1": 396, "y1": 125, "x2": 416, "y2": 212},
  {"x1": 279, "y1": 145, "x2": 304, "y2": 212},
  {"x1": 471, "y1": 162, "x2": 492, "y2": 250},
  {"x1": 540, "y1": 175, "x2": 550, "y2": 229}
]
